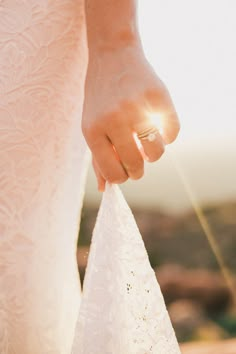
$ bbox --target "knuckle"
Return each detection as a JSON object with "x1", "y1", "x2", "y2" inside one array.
[
  {"x1": 128, "y1": 160, "x2": 144, "y2": 180},
  {"x1": 157, "y1": 146, "x2": 165, "y2": 159},
  {"x1": 82, "y1": 127, "x2": 103, "y2": 151},
  {"x1": 103, "y1": 111, "x2": 121, "y2": 130},
  {"x1": 148, "y1": 144, "x2": 165, "y2": 162},
  {"x1": 105, "y1": 174, "x2": 114, "y2": 183},
  {"x1": 118, "y1": 177, "x2": 129, "y2": 184},
  {"x1": 81, "y1": 123, "x2": 94, "y2": 141},
  {"x1": 130, "y1": 158, "x2": 143, "y2": 170},
  {"x1": 164, "y1": 118, "x2": 181, "y2": 144},
  {"x1": 148, "y1": 156, "x2": 157, "y2": 163},
  {"x1": 159, "y1": 143, "x2": 165, "y2": 155},
  {"x1": 106, "y1": 173, "x2": 128, "y2": 185},
  {"x1": 172, "y1": 121, "x2": 181, "y2": 139},
  {"x1": 130, "y1": 168, "x2": 144, "y2": 180}
]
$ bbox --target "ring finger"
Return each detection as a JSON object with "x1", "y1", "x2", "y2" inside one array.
[
  {"x1": 108, "y1": 127, "x2": 144, "y2": 180},
  {"x1": 137, "y1": 128, "x2": 165, "y2": 162}
]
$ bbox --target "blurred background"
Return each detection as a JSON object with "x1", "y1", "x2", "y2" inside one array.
[{"x1": 78, "y1": 1, "x2": 236, "y2": 353}]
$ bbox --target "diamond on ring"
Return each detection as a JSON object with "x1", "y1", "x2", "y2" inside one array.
[
  {"x1": 137, "y1": 126, "x2": 159, "y2": 142},
  {"x1": 147, "y1": 133, "x2": 157, "y2": 142}
]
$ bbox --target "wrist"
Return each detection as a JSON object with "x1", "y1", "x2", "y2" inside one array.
[
  {"x1": 85, "y1": 41, "x2": 144, "y2": 77},
  {"x1": 85, "y1": 0, "x2": 141, "y2": 54},
  {"x1": 91, "y1": 26, "x2": 140, "y2": 52}
]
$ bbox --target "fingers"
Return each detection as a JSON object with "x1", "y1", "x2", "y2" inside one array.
[
  {"x1": 90, "y1": 128, "x2": 144, "y2": 185},
  {"x1": 142, "y1": 88, "x2": 180, "y2": 144},
  {"x1": 108, "y1": 127, "x2": 144, "y2": 180},
  {"x1": 88, "y1": 135, "x2": 128, "y2": 185},
  {"x1": 161, "y1": 111, "x2": 181, "y2": 144},
  {"x1": 92, "y1": 157, "x2": 106, "y2": 192},
  {"x1": 133, "y1": 109, "x2": 165, "y2": 163},
  {"x1": 118, "y1": 100, "x2": 166, "y2": 164},
  {"x1": 139, "y1": 130, "x2": 165, "y2": 162},
  {"x1": 84, "y1": 85, "x2": 180, "y2": 189}
]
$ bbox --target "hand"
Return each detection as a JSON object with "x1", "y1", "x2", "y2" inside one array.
[{"x1": 82, "y1": 46, "x2": 180, "y2": 191}]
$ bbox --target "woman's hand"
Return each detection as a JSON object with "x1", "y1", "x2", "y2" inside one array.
[{"x1": 82, "y1": 46, "x2": 180, "y2": 191}]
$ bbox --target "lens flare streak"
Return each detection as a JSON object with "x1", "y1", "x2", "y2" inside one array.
[{"x1": 168, "y1": 148, "x2": 236, "y2": 309}]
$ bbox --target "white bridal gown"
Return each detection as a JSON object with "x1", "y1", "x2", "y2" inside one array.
[{"x1": 0, "y1": 1, "x2": 180, "y2": 353}]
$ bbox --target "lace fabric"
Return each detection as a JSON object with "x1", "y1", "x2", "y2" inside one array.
[
  {"x1": 0, "y1": 1, "x2": 180, "y2": 353},
  {"x1": 0, "y1": 1, "x2": 89, "y2": 353},
  {"x1": 73, "y1": 184, "x2": 181, "y2": 354}
]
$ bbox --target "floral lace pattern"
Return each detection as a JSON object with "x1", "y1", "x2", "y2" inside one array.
[
  {"x1": 73, "y1": 184, "x2": 181, "y2": 354},
  {"x1": 0, "y1": 1, "x2": 180, "y2": 353},
  {"x1": 0, "y1": 1, "x2": 89, "y2": 353}
]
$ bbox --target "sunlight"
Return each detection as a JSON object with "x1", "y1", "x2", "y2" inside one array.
[
  {"x1": 138, "y1": 0, "x2": 236, "y2": 144},
  {"x1": 137, "y1": 1, "x2": 236, "y2": 307},
  {"x1": 146, "y1": 111, "x2": 164, "y2": 136},
  {"x1": 168, "y1": 148, "x2": 236, "y2": 309}
]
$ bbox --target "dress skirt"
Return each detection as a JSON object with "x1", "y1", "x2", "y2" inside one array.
[
  {"x1": 0, "y1": 1, "x2": 89, "y2": 353},
  {"x1": 0, "y1": 2, "x2": 181, "y2": 353}
]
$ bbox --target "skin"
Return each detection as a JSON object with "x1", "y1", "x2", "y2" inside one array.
[{"x1": 83, "y1": 0, "x2": 180, "y2": 191}]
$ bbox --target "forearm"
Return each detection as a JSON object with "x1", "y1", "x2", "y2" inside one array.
[{"x1": 85, "y1": 0, "x2": 142, "y2": 53}]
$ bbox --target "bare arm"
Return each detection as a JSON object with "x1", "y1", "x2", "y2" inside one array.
[
  {"x1": 85, "y1": 0, "x2": 141, "y2": 53},
  {"x1": 83, "y1": 0, "x2": 180, "y2": 191}
]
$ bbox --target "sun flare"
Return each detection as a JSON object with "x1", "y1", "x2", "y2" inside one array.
[{"x1": 146, "y1": 111, "x2": 164, "y2": 135}]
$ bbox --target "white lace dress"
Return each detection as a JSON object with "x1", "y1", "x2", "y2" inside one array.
[{"x1": 0, "y1": 1, "x2": 180, "y2": 353}]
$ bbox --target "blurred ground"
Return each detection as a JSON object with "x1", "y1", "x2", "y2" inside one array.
[{"x1": 180, "y1": 338, "x2": 236, "y2": 354}]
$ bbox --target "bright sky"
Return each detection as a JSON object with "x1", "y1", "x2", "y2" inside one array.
[
  {"x1": 138, "y1": 0, "x2": 236, "y2": 146},
  {"x1": 85, "y1": 1, "x2": 236, "y2": 213}
]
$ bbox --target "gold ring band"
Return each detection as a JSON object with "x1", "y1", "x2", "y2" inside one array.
[{"x1": 137, "y1": 127, "x2": 159, "y2": 142}]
